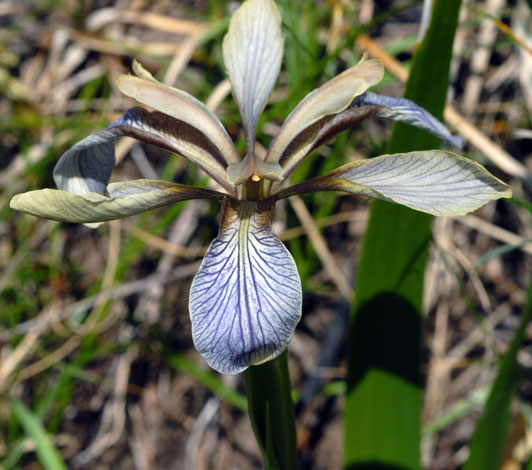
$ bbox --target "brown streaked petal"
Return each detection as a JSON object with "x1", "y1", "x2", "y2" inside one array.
[
  {"x1": 275, "y1": 151, "x2": 512, "y2": 217},
  {"x1": 265, "y1": 57, "x2": 384, "y2": 170},
  {"x1": 117, "y1": 61, "x2": 240, "y2": 165},
  {"x1": 10, "y1": 180, "x2": 225, "y2": 224},
  {"x1": 268, "y1": 107, "x2": 376, "y2": 193},
  {"x1": 111, "y1": 107, "x2": 236, "y2": 194},
  {"x1": 53, "y1": 107, "x2": 236, "y2": 197}
]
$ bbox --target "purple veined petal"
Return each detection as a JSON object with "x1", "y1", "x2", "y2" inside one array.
[
  {"x1": 353, "y1": 92, "x2": 463, "y2": 148},
  {"x1": 10, "y1": 180, "x2": 225, "y2": 223},
  {"x1": 274, "y1": 150, "x2": 512, "y2": 217},
  {"x1": 189, "y1": 197, "x2": 302, "y2": 374},
  {"x1": 223, "y1": 0, "x2": 284, "y2": 153},
  {"x1": 53, "y1": 107, "x2": 236, "y2": 197}
]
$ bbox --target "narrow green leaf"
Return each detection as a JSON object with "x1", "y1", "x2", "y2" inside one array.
[
  {"x1": 463, "y1": 277, "x2": 532, "y2": 470},
  {"x1": 167, "y1": 354, "x2": 248, "y2": 412},
  {"x1": 244, "y1": 350, "x2": 298, "y2": 470},
  {"x1": 344, "y1": 1, "x2": 462, "y2": 469},
  {"x1": 422, "y1": 386, "x2": 489, "y2": 436},
  {"x1": 9, "y1": 398, "x2": 67, "y2": 470},
  {"x1": 474, "y1": 241, "x2": 532, "y2": 267}
]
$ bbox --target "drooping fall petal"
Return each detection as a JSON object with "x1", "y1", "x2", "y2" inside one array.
[
  {"x1": 10, "y1": 180, "x2": 224, "y2": 223},
  {"x1": 53, "y1": 107, "x2": 236, "y2": 196},
  {"x1": 265, "y1": 57, "x2": 384, "y2": 176},
  {"x1": 223, "y1": 0, "x2": 284, "y2": 153},
  {"x1": 189, "y1": 198, "x2": 302, "y2": 374},
  {"x1": 275, "y1": 150, "x2": 512, "y2": 216},
  {"x1": 117, "y1": 61, "x2": 240, "y2": 166}
]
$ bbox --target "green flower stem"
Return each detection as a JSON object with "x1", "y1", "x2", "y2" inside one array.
[{"x1": 243, "y1": 350, "x2": 299, "y2": 470}]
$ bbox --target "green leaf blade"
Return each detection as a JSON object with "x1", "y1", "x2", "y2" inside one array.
[
  {"x1": 463, "y1": 278, "x2": 532, "y2": 470},
  {"x1": 10, "y1": 398, "x2": 68, "y2": 470},
  {"x1": 344, "y1": 1, "x2": 462, "y2": 469}
]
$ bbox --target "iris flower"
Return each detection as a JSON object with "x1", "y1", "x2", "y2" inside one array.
[{"x1": 11, "y1": 0, "x2": 511, "y2": 374}]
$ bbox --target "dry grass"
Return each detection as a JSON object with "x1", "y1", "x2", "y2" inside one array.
[{"x1": 1, "y1": 1, "x2": 532, "y2": 469}]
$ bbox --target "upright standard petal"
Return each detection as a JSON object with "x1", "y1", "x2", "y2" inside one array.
[
  {"x1": 189, "y1": 197, "x2": 302, "y2": 374},
  {"x1": 223, "y1": 0, "x2": 284, "y2": 152},
  {"x1": 10, "y1": 180, "x2": 225, "y2": 223},
  {"x1": 265, "y1": 57, "x2": 384, "y2": 174},
  {"x1": 353, "y1": 92, "x2": 463, "y2": 148},
  {"x1": 117, "y1": 62, "x2": 240, "y2": 166},
  {"x1": 53, "y1": 107, "x2": 236, "y2": 196},
  {"x1": 275, "y1": 151, "x2": 512, "y2": 216}
]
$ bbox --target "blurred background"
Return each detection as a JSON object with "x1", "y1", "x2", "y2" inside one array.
[{"x1": 1, "y1": 0, "x2": 532, "y2": 468}]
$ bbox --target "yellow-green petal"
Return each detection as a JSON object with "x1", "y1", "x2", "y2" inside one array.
[{"x1": 10, "y1": 180, "x2": 225, "y2": 223}]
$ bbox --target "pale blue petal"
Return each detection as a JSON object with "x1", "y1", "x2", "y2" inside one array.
[
  {"x1": 354, "y1": 92, "x2": 463, "y2": 148},
  {"x1": 53, "y1": 130, "x2": 117, "y2": 195},
  {"x1": 189, "y1": 198, "x2": 302, "y2": 374}
]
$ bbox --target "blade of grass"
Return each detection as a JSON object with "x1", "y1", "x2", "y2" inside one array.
[
  {"x1": 422, "y1": 386, "x2": 490, "y2": 436},
  {"x1": 474, "y1": 241, "x2": 532, "y2": 267},
  {"x1": 167, "y1": 354, "x2": 247, "y2": 412},
  {"x1": 344, "y1": 1, "x2": 462, "y2": 469},
  {"x1": 243, "y1": 350, "x2": 298, "y2": 470},
  {"x1": 9, "y1": 398, "x2": 67, "y2": 470},
  {"x1": 463, "y1": 276, "x2": 532, "y2": 470}
]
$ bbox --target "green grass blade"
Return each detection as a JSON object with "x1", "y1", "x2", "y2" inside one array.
[
  {"x1": 463, "y1": 277, "x2": 532, "y2": 470},
  {"x1": 344, "y1": 1, "x2": 462, "y2": 469},
  {"x1": 166, "y1": 354, "x2": 248, "y2": 412},
  {"x1": 422, "y1": 386, "x2": 489, "y2": 436},
  {"x1": 9, "y1": 398, "x2": 67, "y2": 470},
  {"x1": 244, "y1": 350, "x2": 299, "y2": 470}
]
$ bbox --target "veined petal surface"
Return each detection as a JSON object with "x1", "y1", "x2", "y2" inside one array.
[
  {"x1": 10, "y1": 180, "x2": 224, "y2": 223},
  {"x1": 189, "y1": 198, "x2": 302, "y2": 374},
  {"x1": 53, "y1": 130, "x2": 117, "y2": 196},
  {"x1": 265, "y1": 58, "x2": 383, "y2": 169},
  {"x1": 354, "y1": 92, "x2": 463, "y2": 147},
  {"x1": 275, "y1": 151, "x2": 512, "y2": 216},
  {"x1": 117, "y1": 62, "x2": 240, "y2": 165},
  {"x1": 54, "y1": 108, "x2": 235, "y2": 196},
  {"x1": 223, "y1": 0, "x2": 283, "y2": 152}
]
